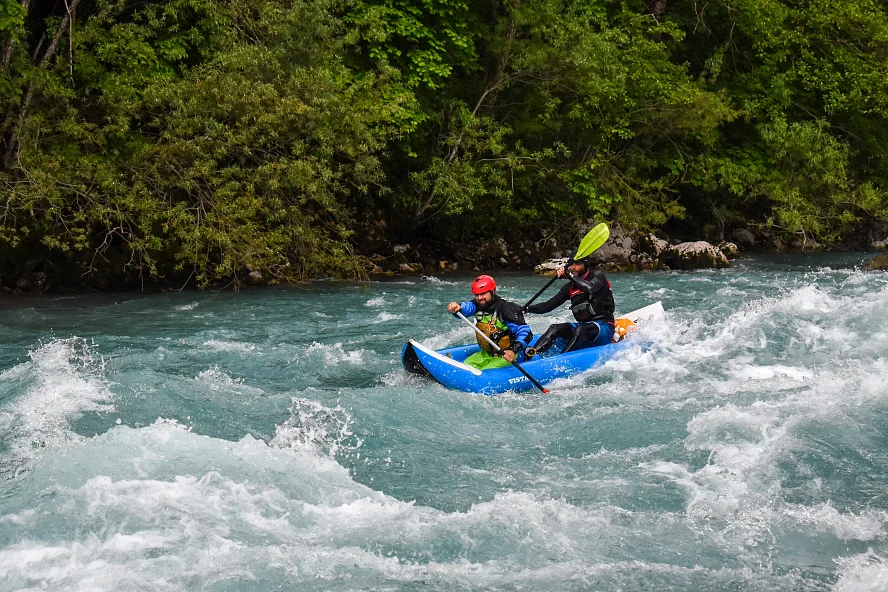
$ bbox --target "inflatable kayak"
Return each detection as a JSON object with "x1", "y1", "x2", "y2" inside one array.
[{"x1": 402, "y1": 302, "x2": 664, "y2": 395}]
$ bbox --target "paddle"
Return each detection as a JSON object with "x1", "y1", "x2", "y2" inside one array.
[
  {"x1": 522, "y1": 223, "x2": 610, "y2": 309},
  {"x1": 455, "y1": 312, "x2": 549, "y2": 394}
]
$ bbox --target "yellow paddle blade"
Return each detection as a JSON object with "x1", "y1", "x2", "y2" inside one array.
[{"x1": 574, "y1": 223, "x2": 610, "y2": 259}]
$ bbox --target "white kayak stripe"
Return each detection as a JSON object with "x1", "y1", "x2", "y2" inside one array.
[{"x1": 409, "y1": 340, "x2": 483, "y2": 376}]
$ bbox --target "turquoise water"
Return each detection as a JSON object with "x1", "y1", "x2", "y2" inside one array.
[{"x1": 1, "y1": 253, "x2": 888, "y2": 591}]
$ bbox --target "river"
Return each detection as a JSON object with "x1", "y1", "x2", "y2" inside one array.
[{"x1": 1, "y1": 252, "x2": 887, "y2": 591}]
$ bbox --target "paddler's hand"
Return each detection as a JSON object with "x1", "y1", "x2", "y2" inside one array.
[
  {"x1": 555, "y1": 266, "x2": 567, "y2": 278},
  {"x1": 502, "y1": 350, "x2": 516, "y2": 362},
  {"x1": 447, "y1": 301, "x2": 461, "y2": 314}
]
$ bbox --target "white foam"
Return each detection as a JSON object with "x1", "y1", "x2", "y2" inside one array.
[
  {"x1": 270, "y1": 397, "x2": 362, "y2": 457},
  {"x1": 0, "y1": 338, "x2": 114, "y2": 477},
  {"x1": 835, "y1": 550, "x2": 888, "y2": 591},
  {"x1": 303, "y1": 342, "x2": 367, "y2": 365},
  {"x1": 374, "y1": 312, "x2": 402, "y2": 322},
  {"x1": 202, "y1": 339, "x2": 257, "y2": 353},
  {"x1": 174, "y1": 302, "x2": 199, "y2": 311},
  {"x1": 421, "y1": 276, "x2": 457, "y2": 285},
  {"x1": 364, "y1": 296, "x2": 386, "y2": 307},
  {"x1": 196, "y1": 366, "x2": 244, "y2": 386}
]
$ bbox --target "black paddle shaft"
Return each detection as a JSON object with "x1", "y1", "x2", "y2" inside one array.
[
  {"x1": 522, "y1": 275, "x2": 558, "y2": 309},
  {"x1": 523, "y1": 258, "x2": 573, "y2": 309},
  {"x1": 455, "y1": 312, "x2": 549, "y2": 394},
  {"x1": 504, "y1": 351, "x2": 550, "y2": 394}
]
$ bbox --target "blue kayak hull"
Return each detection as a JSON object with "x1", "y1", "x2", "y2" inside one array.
[{"x1": 401, "y1": 336, "x2": 631, "y2": 395}]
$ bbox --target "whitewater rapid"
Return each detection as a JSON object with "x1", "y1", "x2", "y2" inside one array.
[{"x1": 1, "y1": 254, "x2": 887, "y2": 591}]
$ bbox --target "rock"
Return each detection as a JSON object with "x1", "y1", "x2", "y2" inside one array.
[
  {"x1": 661, "y1": 241, "x2": 730, "y2": 270},
  {"x1": 871, "y1": 240, "x2": 886, "y2": 249},
  {"x1": 732, "y1": 229, "x2": 756, "y2": 248},
  {"x1": 865, "y1": 252, "x2": 888, "y2": 271},
  {"x1": 247, "y1": 270, "x2": 265, "y2": 285},
  {"x1": 438, "y1": 260, "x2": 447, "y2": 270},
  {"x1": 534, "y1": 257, "x2": 569, "y2": 276},
  {"x1": 393, "y1": 244, "x2": 410, "y2": 254},
  {"x1": 587, "y1": 223, "x2": 634, "y2": 268},
  {"x1": 717, "y1": 241, "x2": 741, "y2": 259},
  {"x1": 637, "y1": 233, "x2": 670, "y2": 258},
  {"x1": 790, "y1": 235, "x2": 819, "y2": 250},
  {"x1": 478, "y1": 238, "x2": 510, "y2": 263},
  {"x1": 498, "y1": 257, "x2": 508, "y2": 266},
  {"x1": 635, "y1": 252, "x2": 666, "y2": 271},
  {"x1": 398, "y1": 263, "x2": 422, "y2": 273}
]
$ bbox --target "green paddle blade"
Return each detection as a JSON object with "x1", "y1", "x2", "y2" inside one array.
[{"x1": 574, "y1": 223, "x2": 610, "y2": 259}]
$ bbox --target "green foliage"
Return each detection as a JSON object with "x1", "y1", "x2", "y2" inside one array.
[
  {"x1": 3, "y1": 0, "x2": 888, "y2": 288},
  {"x1": 346, "y1": 0, "x2": 479, "y2": 90},
  {"x1": 760, "y1": 119, "x2": 888, "y2": 241},
  {"x1": 1, "y1": 0, "x2": 417, "y2": 284}
]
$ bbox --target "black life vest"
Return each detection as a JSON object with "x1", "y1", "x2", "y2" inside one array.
[{"x1": 568, "y1": 270, "x2": 615, "y2": 323}]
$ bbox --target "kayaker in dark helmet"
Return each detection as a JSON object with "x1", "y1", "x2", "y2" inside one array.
[
  {"x1": 523, "y1": 258, "x2": 615, "y2": 357},
  {"x1": 446, "y1": 275, "x2": 533, "y2": 370}
]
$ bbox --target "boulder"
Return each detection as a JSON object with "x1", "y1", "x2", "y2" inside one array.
[
  {"x1": 398, "y1": 262, "x2": 423, "y2": 273},
  {"x1": 632, "y1": 252, "x2": 668, "y2": 271},
  {"x1": 871, "y1": 240, "x2": 887, "y2": 249},
  {"x1": 638, "y1": 233, "x2": 670, "y2": 259},
  {"x1": 534, "y1": 257, "x2": 568, "y2": 276},
  {"x1": 478, "y1": 238, "x2": 509, "y2": 263},
  {"x1": 247, "y1": 270, "x2": 265, "y2": 285},
  {"x1": 661, "y1": 241, "x2": 730, "y2": 270},
  {"x1": 717, "y1": 241, "x2": 741, "y2": 259},
  {"x1": 587, "y1": 223, "x2": 633, "y2": 268},
  {"x1": 790, "y1": 235, "x2": 819, "y2": 250},
  {"x1": 393, "y1": 244, "x2": 410, "y2": 254},
  {"x1": 865, "y1": 252, "x2": 888, "y2": 271},
  {"x1": 732, "y1": 228, "x2": 756, "y2": 249}
]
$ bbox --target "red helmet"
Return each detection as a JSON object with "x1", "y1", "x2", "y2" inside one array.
[{"x1": 471, "y1": 275, "x2": 496, "y2": 295}]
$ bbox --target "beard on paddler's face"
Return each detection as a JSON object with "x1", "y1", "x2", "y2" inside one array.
[
  {"x1": 475, "y1": 291, "x2": 494, "y2": 308},
  {"x1": 569, "y1": 261, "x2": 586, "y2": 275}
]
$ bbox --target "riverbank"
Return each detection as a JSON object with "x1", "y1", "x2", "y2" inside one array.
[{"x1": 2, "y1": 223, "x2": 887, "y2": 295}]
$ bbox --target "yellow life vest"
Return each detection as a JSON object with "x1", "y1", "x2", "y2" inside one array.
[{"x1": 475, "y1": 311, "x2": 511, "y2": 353}]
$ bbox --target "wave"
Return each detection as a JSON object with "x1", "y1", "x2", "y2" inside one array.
[
  {"x1": 0, "y1": 338, "x2": 114, "y2": 479},
  {"x1": 374, "y1": 312, "x2": 403, "y2": 322},
  {"x1": 0, "y1": 417, "x2": 828, "y2": 592},
  {"x1": 271, "y1": 396, "x2": 362, "y2": 458},
  {"x1": 421, "y1": 276, "x2": 458, "y2": 286},
  {"x1": 835, "y1": 550, "x2": 888, "y2": 591},
  {"x1": 202, "y1": 339, "x2": 258, "y2": 353},
  {"x1": 364, "y1": 296, "x2": 387, "y2": 307},
  {"x1": 303, "y1": 342, "x2": 367, "y2": 365}
]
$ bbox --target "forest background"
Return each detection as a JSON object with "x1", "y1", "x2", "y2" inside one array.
[{"x1": 2, "y1": 0, "x2": 888, "y2": 289}]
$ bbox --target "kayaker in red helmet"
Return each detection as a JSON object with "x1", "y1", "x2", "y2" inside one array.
[
  {"x1": 446, "y1": 275, "x2": 533, "y2": 370},
  {"x1": 523, "y1": 258, "x2": 615, "y2": 358}
]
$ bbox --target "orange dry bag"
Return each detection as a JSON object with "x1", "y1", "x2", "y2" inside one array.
[{"x1": 612, "y1": 318, "x2": 636, "y2": 342}]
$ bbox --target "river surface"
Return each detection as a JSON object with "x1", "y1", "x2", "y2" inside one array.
[{"x1": 1, "y1": 253, "x2": 887, "y2": 591}]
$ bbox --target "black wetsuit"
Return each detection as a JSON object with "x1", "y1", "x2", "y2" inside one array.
[{"x1": 526, "y1": 268, "x2": 615, "y2": 354}]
